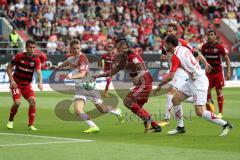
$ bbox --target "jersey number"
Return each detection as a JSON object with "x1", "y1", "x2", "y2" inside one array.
[{"x1": 12, "y1": 88, "x2": 20, "y2": 95}]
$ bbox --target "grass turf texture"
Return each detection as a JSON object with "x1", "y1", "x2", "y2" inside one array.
[{"x1": 0, "y1": 88, "x2": 239, "y2": 160}]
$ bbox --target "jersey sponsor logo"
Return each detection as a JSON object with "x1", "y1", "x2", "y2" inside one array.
[
  {"x1": 30, "y1": 62, "x2": 35, "y2": 67},
  {"x1": 18, "y1": 66, "x2": 34, "y2": 72},
  {"x1": 213, "y1": 48, "x2": 219, "y2": 53},
  {"x1": 205, "y1": 55, "x2": 218, "y2": 58}
]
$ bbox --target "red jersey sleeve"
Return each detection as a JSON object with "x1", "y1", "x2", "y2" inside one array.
[
  {"x1": 218, "y1": 44, "x2": 226, "y2": 57},
  {"x1": 78, "y1": 54, "x2": 89, "y2": 71},
  {"x1": 128, "y1": 53, "x2": 143, "y2": 64},
  {"x1": 170, "y1": 54, "x2": 181, "y2": 72},
  {"x1": 35, "y1": 58, "x2": 41, "y2": 70},
  {"x1": 11, "y1": 54, "x2": 19, "y2": 66}
]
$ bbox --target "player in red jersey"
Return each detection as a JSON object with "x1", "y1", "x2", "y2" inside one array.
[
  {"x1": 99, "y1": 43, "x2": 116, "y2": 97},
  {"x1": 6, "y1": 40, "x2": 43, "y2": 130},
  {"x1": 201, "y1": 30, "x2": 231, "y2": 118},
  {"x1": 94, "y1": 37, "x2": 161, "y2": 133}
]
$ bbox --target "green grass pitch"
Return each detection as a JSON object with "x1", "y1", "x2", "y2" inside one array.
[{"x1": 0, "y1": 88, "x2": 239, "y2": 160}]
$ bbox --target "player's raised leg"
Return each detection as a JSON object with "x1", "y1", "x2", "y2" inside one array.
[
  {"x1": 74, "y1": 98, "x2": 99, "y2": 133},
  {"x1": 91, "y1": 89, "x2": 124, "y2": 123},
  {"x1": 195, "y1": 106, "x2": 232, "y2": 136}
]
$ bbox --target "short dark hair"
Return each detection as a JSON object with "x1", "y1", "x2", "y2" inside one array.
[
  {"x1": 207, "y1": 29, "x2": 216, "y2": 35},
  {"x1": 167, "y1": 23, "x2": 178, "y2": 31},
  {"x1": 70, "y1": 39, "x2": 81, "y2": 46},
  {"x1": 26, "y1": 39, "x2": 36, "y2": 47},
  {"x1": 165, "y1": 34, "x2": 179, "y2": 47}
]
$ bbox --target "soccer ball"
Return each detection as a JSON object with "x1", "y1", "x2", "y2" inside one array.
[{"x1": 76, "y1": 75, "x2": 96, "y2": 91}]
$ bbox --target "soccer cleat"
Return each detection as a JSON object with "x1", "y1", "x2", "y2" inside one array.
[
  {"x1": 158, "y1": 119, "x2": 170, "y2": 127},
  {"x1": 144, "y1": 122, "x2": 162, "y2": 133},
  {"x1": 219, "y1": 122, "x2": 233, "y2": 137},
  {"x1": 168, "y1": 126, "x2": 185, "y2": 135},
  {"x1": 217, "y1": 113, "x2": 223, "y2": 119},
  {"x1": 149, "y1": 125, "x2": 162, "y2": 133},
  {"x1": 206, "y1": 100, "x2": 215, "y2": 112},
  {"x1": 83, "y1": 126, "x2": 100, "y2": 133},
  {"x1": 29, "y1": 125, "x2": 38, "y2": 131},
  {"x1": 6, "y1": 121, "x2": 14, "y2": 129},
  {"x1": 116, "y1": 109, "x2": 124, "y2": 124}
]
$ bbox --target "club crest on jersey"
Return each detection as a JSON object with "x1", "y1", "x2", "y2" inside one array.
[
  {"x1": 132, "y1": 58, "x2": 139, "y2": 64},
  {"x1": 30, "y1": 62, "x2": 35, "y2": 67}
]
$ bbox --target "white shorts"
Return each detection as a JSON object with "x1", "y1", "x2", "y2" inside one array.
[
  {"x1": 74, "y1": 86, "x2": 103, "y2": 105},
  {"x1": 178, "y1": 75, "x2": 209, "y2": 105},
  {"x1": 170, "y1": 68, "x2": 189, "y2": 89}
]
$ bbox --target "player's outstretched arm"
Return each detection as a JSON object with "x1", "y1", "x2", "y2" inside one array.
[
  {"x1": 153, "y1": 72, "x2": 175, "y2": 95},
  {"x1": 66, "y1": 70, "x2": 87, "y2": 80},
  {"x1": 36, "y1": 69, "x2": 43, "y2": 91},
  {"x1": 196, "y1": 53, "x2": 212, "y2": 73},
  {"x1": 6, "y1": 63, "x2": 17, "y2": 89},
  {"x1": 94, "y1": 65, "x2": 121, "y2": 79},
  {"x1": 52, "y1": 61, "x2": 70, "y2": 70}
]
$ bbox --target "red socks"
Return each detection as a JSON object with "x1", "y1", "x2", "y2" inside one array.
[
  {"x1": 130, "y1": 103, "x2": 158, "y2": 127},
  {"x1": 28, "y1": 106, "x2": 36, "y2": 126},
  {"x1": 217, "y1": 95, "x2": 224, "y2": 113},
  {"x1": 105, "y1": 77, "x2": 111, "y2": 91},
  {"x1": 9, "y1": 105, "x2": 18, "y2": 121},
  {"x1": 207, "y1": 92, "x2": 212, "y2": 101}
]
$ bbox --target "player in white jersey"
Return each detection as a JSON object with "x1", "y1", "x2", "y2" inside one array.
[
  {"x1": 159, "y1": 23, "x2": 211, "y2": 127},
  {"x1": 155, "y1": 35, "x2": 232, "y2": 136},
  {"x1": 54, "y1": 39, "x2": 123, "y2": 133}
]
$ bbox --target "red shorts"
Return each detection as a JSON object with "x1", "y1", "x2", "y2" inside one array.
[
  {"x1": 206, "y1": 71, "x2": 225, "y2": 89},
  {"x1": 11, "y1": 84, "x2": 35, "y2": 100},
  {"x1": 126, "y1": 73, "x2": 153, "y2": 106}
]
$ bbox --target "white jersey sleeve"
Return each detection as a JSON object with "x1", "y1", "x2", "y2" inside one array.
[{"x1": 174, "y1": 46, "x2": 204, "y2": 79}]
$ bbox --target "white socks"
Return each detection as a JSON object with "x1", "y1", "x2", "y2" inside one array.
[
  {"x1": 202, "y1": 110, "x2": 227, "y2": 126},
  {"x1": 165, "y1": 94, "x2": 173, "y2": 119},
  {"x1": 173, "y1": 105, "x2": 184, "y2": 127},
  {"x1": 107, "y1": 106, "x2": 121, "y2": 116},
  {"x1": 79, "y1": 113, "x2": 97, "y2": 127}
]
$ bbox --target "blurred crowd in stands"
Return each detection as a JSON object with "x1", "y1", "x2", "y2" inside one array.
[{"x1": 0, "y1": 0, "x2": 239, "y2": 55}]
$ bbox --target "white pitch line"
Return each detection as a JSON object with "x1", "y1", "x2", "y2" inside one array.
[
  {"x1": 0, "y1": 132, "x2": 94, "y2": 142},
  {"x1": 0, "y1": 140, "x2": 88, "y2": 147}
]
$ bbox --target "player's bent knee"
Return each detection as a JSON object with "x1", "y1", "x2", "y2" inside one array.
[
  {"x1": 28, "y1": 97, "x2": 36, "y2": 106},
  {"x1": 13, "y1": 100, "x2": 21, "y2": 107},
  {"x1": 172, "y1": 97, "x2": 180, "y2": 106}
]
